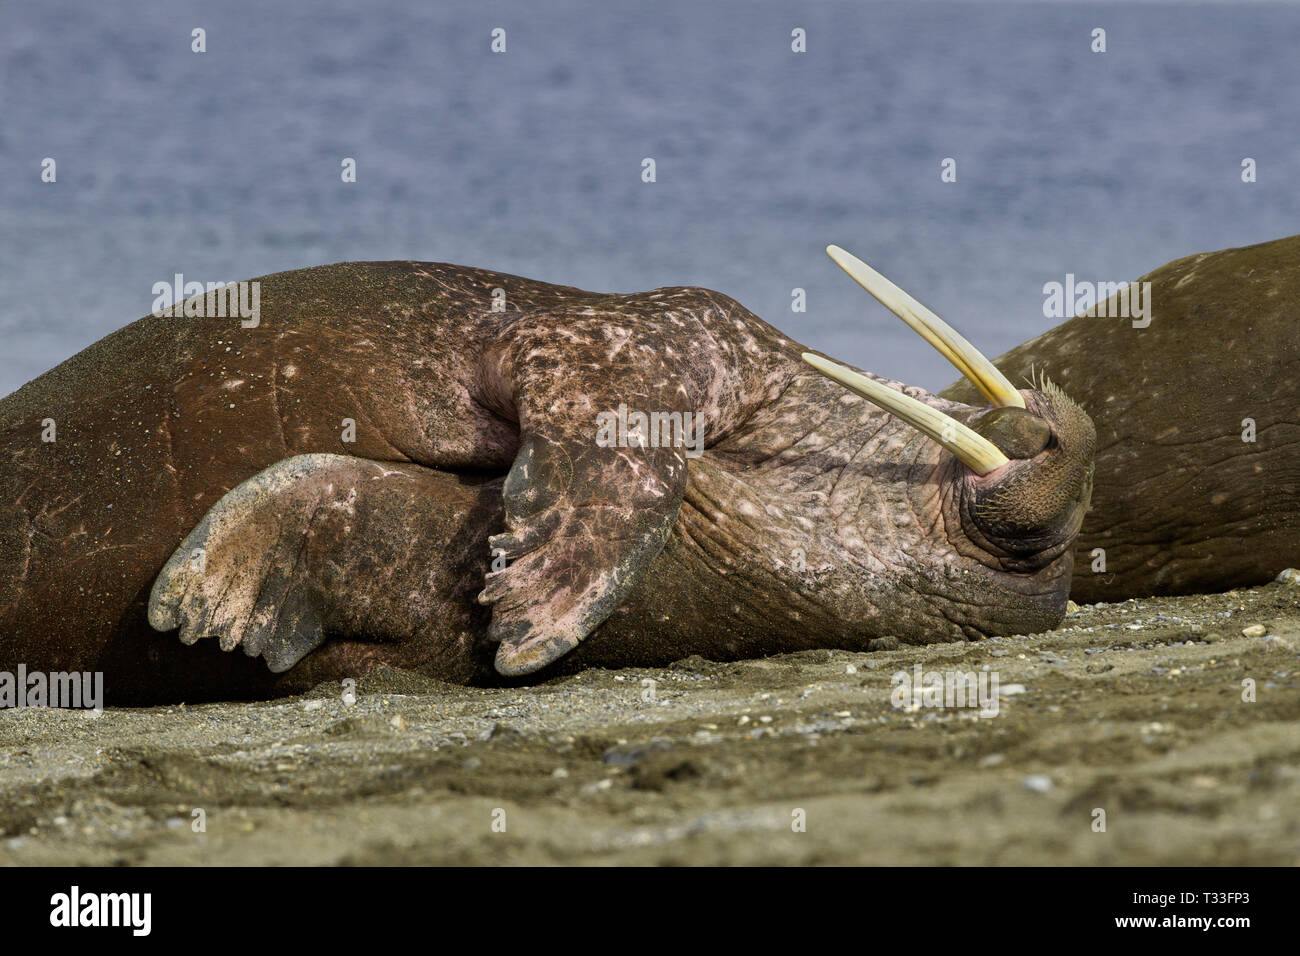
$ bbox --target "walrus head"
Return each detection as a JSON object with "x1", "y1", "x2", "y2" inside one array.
[{"x1": 787, "y1": 245, "x2": 1095, "y2": 635}]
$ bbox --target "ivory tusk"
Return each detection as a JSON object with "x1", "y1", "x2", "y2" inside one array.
[
  {"x1": 801, "y1": 352, "x2": 1010, "y2": 475},
  {"x1": 826, "y1": 244, "x2": 1025, "y2": 409}
]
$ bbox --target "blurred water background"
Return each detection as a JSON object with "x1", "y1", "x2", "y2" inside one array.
[{"x1": 3, "y1": 0, "x2": 1299, "y2": 397}]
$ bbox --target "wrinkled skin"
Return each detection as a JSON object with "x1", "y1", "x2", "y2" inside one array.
[
  {"x1": 0, "y1": 262, "x2": 1094, "y2": 703},
  {"x1": 943, "y1": 234, "x2": 1300, "y2": 602}
]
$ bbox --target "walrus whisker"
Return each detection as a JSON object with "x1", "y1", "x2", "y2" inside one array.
[
  {"x1": 801, "y1": 353, "x2": 1010, "y2": 475},
  {"x1": 826, "y1": 244, "x2": 1026, "y2": 410}
]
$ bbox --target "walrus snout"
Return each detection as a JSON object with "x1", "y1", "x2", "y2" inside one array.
[{"x1": 962, "y1": 383, "x2": 1096, "y2": 561}]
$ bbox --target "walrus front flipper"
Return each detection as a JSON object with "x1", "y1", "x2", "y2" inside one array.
[
  {"x1": 479, "y1": 312, "x2": 696, "y2": 676},
  {"x1": 147, "y1": 453, "x2": 497, "y2": 674}
]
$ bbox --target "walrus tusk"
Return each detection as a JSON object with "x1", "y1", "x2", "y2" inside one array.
[
  {"x1": 801, "y1": 352, "x2": 1010, "y2": 475},
  {"x1": 826, "y1": 244, "x2": 1026, "y2": 410}
]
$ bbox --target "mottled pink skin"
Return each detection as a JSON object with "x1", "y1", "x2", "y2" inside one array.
[{"x1": 0, "y1": 261, "x2": 1090, "y2": 703}]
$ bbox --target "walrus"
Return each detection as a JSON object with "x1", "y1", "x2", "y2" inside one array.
[
  {"x1": 0, "y1": 249, "x2": 1095, "y2": 704},
  {"x1": 942, "y1": 234, "x2": 1300, "y2": 602}
]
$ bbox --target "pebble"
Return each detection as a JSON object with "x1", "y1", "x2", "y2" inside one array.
[
  {"x1": 1241, "y1": 624, "x2": 1267, "y2": 638},
  {"x1": 1066, "y1": 600, "x2": 1081, "y2": 613},
  {"x1": 999, "y1": 684, "x2": 1027, "y2": 697},
  {"x1": 1024, "y1": 775, "x2": 1053, "y2": 793},
  {"x1": 1276, "y1": 568, "x2": 1299, "y2": 585}
]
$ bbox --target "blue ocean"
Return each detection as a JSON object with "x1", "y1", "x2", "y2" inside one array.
[{"x1": 3, "y1": 0, "x2": 1299, "y2": 397}]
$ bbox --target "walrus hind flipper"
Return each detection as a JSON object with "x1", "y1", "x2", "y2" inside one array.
[{"x1": 148, "y1": 453, "x2": 466, "y2": 673}]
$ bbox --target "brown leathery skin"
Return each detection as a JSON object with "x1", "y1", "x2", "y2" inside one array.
[
  {"x1": 942, "y1": 234, "x2": 1300, "y2": 602},
  {"x1": 1, "y1": 260, "x2": 1093, "y2": 703}
]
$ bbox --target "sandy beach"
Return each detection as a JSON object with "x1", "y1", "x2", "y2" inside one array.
[{"x1": 1, "y1": 577, "x2": 1296, "y2": 866}]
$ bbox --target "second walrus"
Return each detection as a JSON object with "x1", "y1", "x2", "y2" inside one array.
[{"x1": 944, "y1": 234, "x2": 1300, "y2": 602}]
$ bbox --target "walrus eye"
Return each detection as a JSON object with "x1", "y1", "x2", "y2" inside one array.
[
  {"x1": 825, "y1": 245, "x2": 1026, "y2": 410},
  {"x1": 971, "y1": 407, "x2": 1053, "y2": 460}
]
